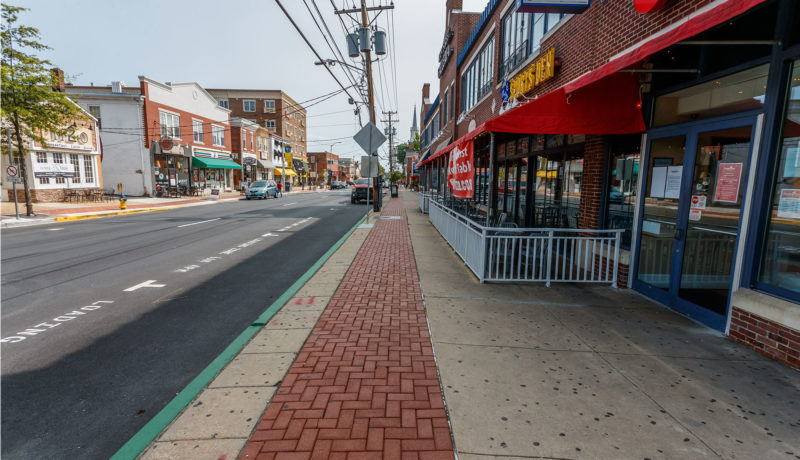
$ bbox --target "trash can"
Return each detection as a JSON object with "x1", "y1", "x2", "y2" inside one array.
[{"x1": 390, "y1": 184, "x2": 398, "y2": 197}]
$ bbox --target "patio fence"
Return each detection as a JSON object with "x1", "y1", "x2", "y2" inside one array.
[{"x1": 429, "y1": 200, "x2": 622, "y2": 286}]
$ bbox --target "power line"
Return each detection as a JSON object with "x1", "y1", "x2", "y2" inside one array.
[{"x1": 274, "y1": 0, "x2": 361, "y2": 109}]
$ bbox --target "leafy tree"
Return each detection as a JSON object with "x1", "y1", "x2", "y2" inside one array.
[
  {"x1": 396, "y1": 143, "x2": 408, "y2": 165},
  {"x1": 389, "y1": 170, "x2": 404, "y2": 184},
  {"x1": 2, "y1": 4, "x2": 80, "y2": 215}
]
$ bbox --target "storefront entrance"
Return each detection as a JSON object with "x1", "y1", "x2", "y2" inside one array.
[{"x1": 634, "y1": 114, "x2": 758, "y2": 330}]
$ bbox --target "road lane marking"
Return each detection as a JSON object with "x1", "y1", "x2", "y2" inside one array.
[
  {"x1": 1, "y1": 301, "x2": 115, "y2": 344},
  {"x1": 124, "y1": 280, "x2": 166, "y2": 292},
  {"x1": 177, "y1": 218, "x2": 221, "y2": 228},
  {"x1": 47, "y1": 228, "x2": 64, "y2": 231},
  {"x1": 281, "y1": 202, "x2": 297, "y2": 207},
  {"x1": 262, "y1": 233, "x2": 276, "y2": 237}
]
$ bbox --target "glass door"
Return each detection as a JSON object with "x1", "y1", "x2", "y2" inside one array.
[{"x1": 634, "y1": 116, "x2": 756, "y2": 330}]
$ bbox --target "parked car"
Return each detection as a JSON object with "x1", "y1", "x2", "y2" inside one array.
[
  {"x1": 245, "y1": 180, "x2": 278, "y2": 199},
  {"x1": 351, "y1": 178, "x2": 374, "y2": 204}
]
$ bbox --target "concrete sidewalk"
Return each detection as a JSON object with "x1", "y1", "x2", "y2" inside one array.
[
  {"x1": 132, "y1": 190, "x2": 798, "y2": 460},
  {"x1": 404, "y1": 191, "x2": 800, "y2": 459}
]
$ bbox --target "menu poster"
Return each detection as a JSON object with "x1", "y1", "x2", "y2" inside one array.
[
  {"x1": 649, "y1": 167, "x2": 667, "y2": 198},
  {"x1": 534, "y1": 135, "x2": 545, "y2": 152},
  {"x1": 777, "y1": 189, "x2": 800, "y2": 219},
  {"x1": 714, "y1": 162, "x2": 743, "y2": 203},
  {"x1": 664, "y1": 166, "x2": 683, "y2": 199},
  {"x1": 506, "y1": 140, "x2": 516, "y2": 157}
]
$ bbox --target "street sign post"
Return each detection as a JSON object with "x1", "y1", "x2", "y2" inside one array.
[
  {"x1": 353, "y1": 122, "x2": 386, "y2": 155},
  {"x1": 6, "y1": 164, "x2": 20, "y2": 220}
]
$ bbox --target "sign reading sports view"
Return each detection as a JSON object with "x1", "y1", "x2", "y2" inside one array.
[
  {"x1": 507, "y1": 48, "x2": 555, "y2": 102},
  {"x1": 447, "y1": 141, "x2": 474, "y2": 199}
]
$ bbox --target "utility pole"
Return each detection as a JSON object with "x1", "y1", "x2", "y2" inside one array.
[
  {"x1": 336, "y1": 0, "x2": 393, "y2": 212},
  {"x1": 381, "y1": 110, "x2": 397, "y2": 178}
]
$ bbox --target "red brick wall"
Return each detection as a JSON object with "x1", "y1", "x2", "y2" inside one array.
[
  {"x1": 577, "y1": 135, "x2": 605, "y2": 230},
  {"x1": 452, "y1": 0, "x2": 719, "y2": 139},
  {"x1": 141, "y1": 82, "x2": 231, "y2": 153},
  {"x1": 729, "y1": 308, "x2": 800, "y2": 370}
]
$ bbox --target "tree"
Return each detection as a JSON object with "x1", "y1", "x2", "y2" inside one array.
[
  {"x1": 389, "y1": 170, "x2": 404, "y2": 184},
  {"x1": 396, "y1": 143, "x2": 408, "y2": 165},
  {"x1": 2, "y1": 4, "x2": 80, "y2": 215}
]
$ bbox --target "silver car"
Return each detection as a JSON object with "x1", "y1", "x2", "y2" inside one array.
[{"x1": 245, "y1": 180, "x2": 278, "y2": 199}]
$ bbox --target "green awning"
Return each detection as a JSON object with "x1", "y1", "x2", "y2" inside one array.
[{"x1": 192, "y1": 157, "x2": 242, "y2": 170}]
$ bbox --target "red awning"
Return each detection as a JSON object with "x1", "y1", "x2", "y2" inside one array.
[
  {"x1": 484, "y1": 72, "x2": 645, "y2": 135},
  {"x1": 418, "y1": 124, "x2": 486, "y2": 166},
  {"x1": 563, "y1": 0, "x2": 767, "y2": 93},
  {"x1": 419, "y1": 0, "x2": 766, "y2": 166}
]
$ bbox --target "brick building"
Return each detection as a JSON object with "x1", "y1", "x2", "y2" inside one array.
[
  {"x1": 308, "y1": 151, "x2": 339, "y2": 187},
  {"x1": 416, "y1": 0, "x2": 800, "y2": 369}
]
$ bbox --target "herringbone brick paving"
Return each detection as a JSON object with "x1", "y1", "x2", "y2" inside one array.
[{"x1": 240, "y1": 198, "x2": 454, "y2": 460}]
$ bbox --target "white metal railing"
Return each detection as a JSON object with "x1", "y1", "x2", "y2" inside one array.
[
  {"x1": 418, "y1": 192, "x2": 430, "y2": 214},
  {"x1": 429, "y1": 200, "x2": 622, "y2": 286}
]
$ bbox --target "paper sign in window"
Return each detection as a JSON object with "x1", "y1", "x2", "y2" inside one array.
[
  {"x1": 664, "y1": 166, "x2": 683, "y2": 199},
  {"x1": 777, "y1": 189, "x2": 800, "y2": 220},
  {"x1": 714, "y1": 162, "x2": 743, "y2": 203},
  {"x1": 649, "y1": 167, "x2": 667, "y2": 198}
]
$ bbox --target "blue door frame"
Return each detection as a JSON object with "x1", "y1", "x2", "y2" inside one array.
[{"x1": 632, "y1": 111, "x2": 760, "y2": 331}]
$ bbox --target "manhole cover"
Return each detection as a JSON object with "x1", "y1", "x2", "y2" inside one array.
[{"x1": 376, "y1": 216, "x2": 402, "y2": 220}]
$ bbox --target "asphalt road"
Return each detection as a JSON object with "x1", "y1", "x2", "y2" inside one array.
[{"x1": 0, "y1": 190, "x2": 366, "y2": 459}]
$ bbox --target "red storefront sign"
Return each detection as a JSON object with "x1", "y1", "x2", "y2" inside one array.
[{"x1": 447, "y1": 140, "x2": 474, "y2": 198}]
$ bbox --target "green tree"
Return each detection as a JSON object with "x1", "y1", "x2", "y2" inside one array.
[
  {"x1": 396, "y1": 143, "x2": 408, "y2": 165},
  {"x1": 389, "y1": 170, "x2": 404, "y2": 184},
  {"x1": 2, "y1": 4, "x2": 80, "y2": 215}
]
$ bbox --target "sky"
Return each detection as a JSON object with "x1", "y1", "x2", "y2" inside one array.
[{"x1": 11, "y1": 0, "x2": 488, "y2": 166}]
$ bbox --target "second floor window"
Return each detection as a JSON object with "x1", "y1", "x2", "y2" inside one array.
[
  {"x1": 88, "y1": 105, "x2": 102, "y2": 129},
  {"x1": 160, "y1": 111, "x2": 180, "y2": 138},
  {"x1": 193, "y1": 120, "x2": 204, "y2": 143},
  {"x1": 265, "y1": 100, "x2": 275, "y2": 110},
  {"x1": 243, "y1": 100, "x2": 256, "y2": 112},
  {"x1": 501, "y1": 12, "x2": 531, "y2": 78},
  {"x1": 218, "y1": 99, "x2": 229, "y2": 109},
  {"x1": 462, "y1": 38, "x2": 494, "y2": 113},
  {"x1": 212, "y1": 125, "x2": 225, "y2": 146},
  {"x1": 265, "y1": 120, "x2": 276, "y2": 129}
]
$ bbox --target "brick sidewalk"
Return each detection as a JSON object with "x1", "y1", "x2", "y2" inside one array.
[{"x1": 240, "y1": 198, "x2": 454, "y2": 460}]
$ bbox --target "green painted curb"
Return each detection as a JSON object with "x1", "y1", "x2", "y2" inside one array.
[{"x1": 111, "y1": 214, "x2": 367, "y2": 460}]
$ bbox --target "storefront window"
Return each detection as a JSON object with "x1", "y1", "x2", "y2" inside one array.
[
  {"x1": 606, "y1": 136, "x2": 641, "y2": 247},
  {"x1": 758, "y1": 59, "x2": 800, "y2": 296},
  {"x1": 653, "y1": 64, "x2": 769, "y2": 127}
]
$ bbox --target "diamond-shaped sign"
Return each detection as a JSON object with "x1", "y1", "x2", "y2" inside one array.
[{"x1": 353, "y1": 122, "x2": 386, "y2": 155}]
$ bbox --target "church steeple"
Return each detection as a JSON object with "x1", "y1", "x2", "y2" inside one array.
[{"x1": 410, "y1": 105, "x2": 419, "y2": 141}]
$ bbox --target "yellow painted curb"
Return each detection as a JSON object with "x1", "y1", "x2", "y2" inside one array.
[{"x1": 54, "y1": 205, "x2": 184, "y2": 222}]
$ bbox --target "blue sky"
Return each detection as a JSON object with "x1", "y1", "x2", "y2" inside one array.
[{"x1": 11, "y1": 0, "x2": 487, "y2": 162}]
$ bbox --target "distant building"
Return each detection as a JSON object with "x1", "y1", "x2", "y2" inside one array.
[{"x1": 308, "y1": 151, "x2": 339, "y2": 187}]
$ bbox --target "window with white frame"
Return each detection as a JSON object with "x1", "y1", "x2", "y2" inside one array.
[
  {"x1": 257, "y1": 136, "x2": 262, "y2": 151},
  {"x1": 212, "y1": 125, "x2": 225, "y2": 146},
  {"x1": 193, "y1": 120, "x2": 204, "y2": 143},
  {"x1": 461, "y1": 38, "x2": 494, "y2": 113},
  {"x1": 36, "y1": 152, "x2": 48, "y2": 163},
  {"x1": 70, "y1": 154, "x2": 81, "y2": 183},
  {"x1": 218, "y1": 99, "x2": 229, "y2": 109},
  {"x1": 53, "y1": 153, "x2": 65, "y2": 183},
  {"x1": 265, "y1": 120, "x2": 276, "y2": 129},
  {"x1": 265, "y1": 100, "x2": 275, "y2": 110},
  {"x1": 160, "y1": 111, "x2": 180, "y2": 138},
  {"x1": 83, "y1": 155, "x2": 95, "y2": 184},
  {"x1": 243, "y1": 100, "x2": 256, "y2": 112}
]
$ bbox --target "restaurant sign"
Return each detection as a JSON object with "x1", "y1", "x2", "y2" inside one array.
[
  {"x1": 447, "y1": 140, "x2": 474, "y2": 199},
  {"x1": 32, "y1": 162, "x2": 76, "y2": 178},
  {"x1": 507, "y1": 47, "x2": 555, "y2": 102}
]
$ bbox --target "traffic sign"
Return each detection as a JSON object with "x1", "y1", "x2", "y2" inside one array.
[
  {"x1": 6, "y1": 165, "x2": 21, "y2": 183},
  {"x1": 353, "y1": 122, "x2": 386, "y2": 155}
]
